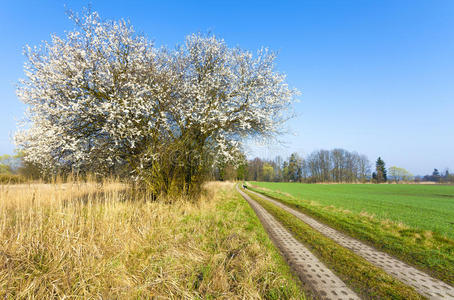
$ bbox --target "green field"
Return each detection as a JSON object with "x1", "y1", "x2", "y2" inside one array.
[
  {"x1": 248, "y1": 182, "x2": 454, "y2": 284},
  {"x1": 251, "y1": 182, "x2": 454, "y2": 239}
]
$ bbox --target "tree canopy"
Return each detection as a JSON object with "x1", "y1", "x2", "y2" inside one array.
[
  {"x1": 389, "y1": 166, "x2": 413, "y2": 182},
  {"x1": 15, "y1": 10, "x2": 298, "y2": 195}
]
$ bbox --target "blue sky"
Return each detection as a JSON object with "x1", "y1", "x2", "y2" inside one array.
[{"x1": 1, "y1": 0, "x2": 453, "y2": 175}]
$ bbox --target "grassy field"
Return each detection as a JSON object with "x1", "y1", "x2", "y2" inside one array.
[
  {"x1": 0, "y1": 180, "x2": 305, "y2": 299},
  {"x1": 247, "y1": 182, "x2": 454, "y2": 285},
  {"x1": 250, "y1": 182, "x2": 454, "y2": 239}
]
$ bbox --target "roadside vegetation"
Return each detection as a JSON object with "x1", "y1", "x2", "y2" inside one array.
[
  {"x1": 0, "y1": 180, "x2": 305, "y2": 299},
  {"x1": 247, "y1": 182, "x2": 454, "y2": 285}
]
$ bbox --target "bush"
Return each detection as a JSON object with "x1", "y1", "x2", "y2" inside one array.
[{"x1": 0, "y1": 174, "x2": 25, "y2": 184}]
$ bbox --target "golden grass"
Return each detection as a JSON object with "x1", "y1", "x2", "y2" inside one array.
[{"x1": 0, "y1": 180, "x2": 304, "y2": 299}]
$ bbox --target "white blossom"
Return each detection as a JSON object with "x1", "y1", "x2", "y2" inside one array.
[{"x1": 15, "y1": 11, "x2": 299, "y2": 186}]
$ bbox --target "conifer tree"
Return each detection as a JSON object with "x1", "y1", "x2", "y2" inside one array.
[{"x1": 375, "y1": 157, "x2": 387, "y2": 183}]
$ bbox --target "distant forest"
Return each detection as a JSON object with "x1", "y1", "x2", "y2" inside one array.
[{"x1": 212, "y1": 148, "x2": 454, "y2": 184}]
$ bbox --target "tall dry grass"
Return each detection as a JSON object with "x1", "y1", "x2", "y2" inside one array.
[{"x1": 0, "y1": 180, "x2": 304, "y2": 299}]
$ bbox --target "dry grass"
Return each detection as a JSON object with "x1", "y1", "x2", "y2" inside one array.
[{"x1": 0, "y1": 180, "x2": 304, "y2": 299}]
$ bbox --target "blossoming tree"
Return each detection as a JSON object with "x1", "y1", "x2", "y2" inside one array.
[{"x1": 15, "y1": 11, "x2": 298, "y2": 195}]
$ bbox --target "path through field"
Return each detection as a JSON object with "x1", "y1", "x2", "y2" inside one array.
[
  {"x1": 242, "y1": 187, "x2": 454, "y2": 300},
  {"x1": 236, "y1": 186, "x2": 359, "y2": 300}
]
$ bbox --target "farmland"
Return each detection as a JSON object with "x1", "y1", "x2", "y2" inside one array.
[
  {"x1": 247, "y1": 182, "x2": 454, "y2": 285},
  {"x1": 250, "y1": 182, "x2": 454, "y2": 239}
]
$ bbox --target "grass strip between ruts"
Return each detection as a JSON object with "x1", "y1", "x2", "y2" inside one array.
[{"x1": 244, "y1": 189, "x2": 424, "y2": 300}]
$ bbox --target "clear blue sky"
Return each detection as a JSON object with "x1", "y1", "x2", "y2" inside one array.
[{"x1": 1, "y1": 0, "x2": 453, "y2": 175}]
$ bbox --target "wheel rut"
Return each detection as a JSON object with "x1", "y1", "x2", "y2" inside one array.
[
  {"x1": 246, "y1": 188, "x2": 454, "y2": 300},
  {"x1": 237, "y1": 186, "x2": 360, "y2": 300}
]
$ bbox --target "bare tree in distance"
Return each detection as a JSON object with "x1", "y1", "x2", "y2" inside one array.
[{"x1": 246, "y1": 149, "x2": 371, "y2": 183}]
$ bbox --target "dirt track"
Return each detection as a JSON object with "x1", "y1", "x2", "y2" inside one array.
[
  {"x1": 236, "y1": 186, "x2": 359, "y2": 300},
  {"x1": 246, "y1": 188, "x2": 454, "y2": 300}
]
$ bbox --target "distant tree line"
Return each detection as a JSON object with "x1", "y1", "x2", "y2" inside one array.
[
  {"x1": 415, "y1": 168, "x2": 454, "y2": 183},
  {"x1": 210, "y1": 149, "x2": 454, "y2": 184},
  {"x1": 242, "y1": 149, "x2": 373, "y2": 183}
]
